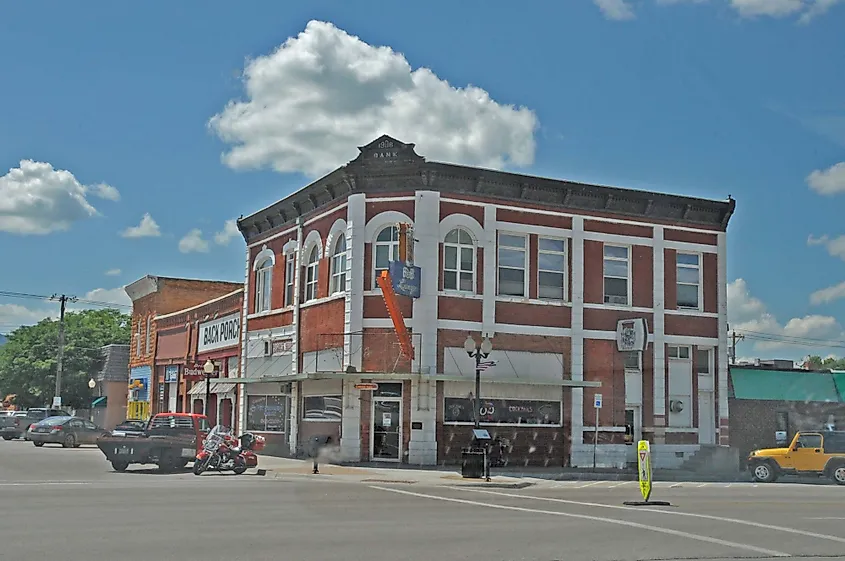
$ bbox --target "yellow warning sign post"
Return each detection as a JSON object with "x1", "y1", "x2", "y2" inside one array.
[
  {"x1": 623, "y1": 440, "x2": 670, "y2": 506},
  {"x1": 637, "y1": 440, "x2": 652, "y2": 501}
]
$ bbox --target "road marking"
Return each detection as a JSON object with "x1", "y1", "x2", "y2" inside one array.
[
  {"x1": 807, "y1": 517, "x2": 845, "y2": 520},
  {"x1": 574, "y1": 481, "x2": 603, "y2": 488},
  {"x1": 670, "y1": 483, "x2": 683, "y2": 488},
  {"x1": 464, "y1": 489, "x2": 845, "y2": 546},
  {"x1": 369, "y1": 486, "x2": 788, "y2": 557},
  {"x1": 0, "y1": 482, "x2": 91, "y2": 487},
  {"x1": 608, "y1": 481, "x2": 629, "y2": 489}
]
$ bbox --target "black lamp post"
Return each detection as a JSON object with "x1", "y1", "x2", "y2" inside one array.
[
  {"x1": 463, "y1": 335, "x2": 493, "y2": 429},
  {"x1": 203, "y1": 359, "x2": 215, "y2": 419}
]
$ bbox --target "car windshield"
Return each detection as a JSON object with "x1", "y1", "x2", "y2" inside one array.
[{"x1": 37, "y1": 416, "x2": 71, "y2": 427}]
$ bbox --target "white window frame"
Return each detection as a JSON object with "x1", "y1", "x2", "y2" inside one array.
[
  {"x1": 497, "y1": 232, "x2": 527, "y2": 297},
  {"x1": 304, "y1": 245, "x2": 320, "y2": 302},
  {"x1": 330, "y1": 235, "x2": 347, "y2": 295},
  {"x1": 695, "y1": 347, "x2": 713, "y2": 375},
  {"x1": 145, "y1": 316, "x2": 152, "y2": 355},
  {"x1": 284, "y1": 252, "x2": 296, "y2": 307},
  {"x1": 668, "y1": 345, "x2": 691, "y2": 360},
  {"x1": 254, "y1": 258, "x2": 273, "y2": 313},
  {"x1": 603, "y1": 244, "x2": 631, "y2": 306},
  {"x1": 676, "y1": 252, "x2": 702, "y2": 310},
  {"x1": 443, "y1": 228, "x2": 476, "y2": 294},
  {"x1": 373, "y1": 226, "x2": 399, "y2": 289},
  {"x1": 537, "y1": 236, "x2": 568, "y2": 301},
  {"x1": 135, "y1": 319, "x2": 142, "y2": 357},
  {"x1": 245, "y1": 394, "x2": 288, "y2": 434},
  {"x1": 302, "y1": 394, "x2": 343, "y2": 422}
]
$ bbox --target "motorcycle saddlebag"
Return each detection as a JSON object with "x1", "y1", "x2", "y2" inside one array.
[{"x1": 245, "y1": 454, "x2": 258, "y2": 467}]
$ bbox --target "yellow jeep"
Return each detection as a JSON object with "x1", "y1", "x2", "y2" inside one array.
[{"x1": 747, "y1": 431, "x2": 845, "y2": 485}]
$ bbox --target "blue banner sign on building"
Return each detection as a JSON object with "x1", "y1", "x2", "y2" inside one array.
[
  {"x1": 388, "y1": 261, "x2": 421, "y2": 298},
  {"x1": 164, "y1": 365, "x2": 179, "y2": 383}
]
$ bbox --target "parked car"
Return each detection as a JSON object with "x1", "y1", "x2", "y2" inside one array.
[
  {"x1": 27, "y1": 416, "x2": 110, "y2": 448},
  {"x1": 1, "y1": 408, "x2": 66, "y2": 440},
  {"x1": 111, "y1": 420, "x2": 147, "y2": 437}
]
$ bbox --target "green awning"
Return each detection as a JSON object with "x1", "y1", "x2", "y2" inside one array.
[
  {"x1": 730, "y1": 368, "x2": 841, "y2": 402},
  {"x1": 832, "y1": 371, "x2": 845, "y2": 402},
  {"x1": 92, "y1": 396, "x2": 108, "y2": 408}
]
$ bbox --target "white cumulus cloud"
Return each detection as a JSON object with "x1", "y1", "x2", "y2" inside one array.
[
  {"x1": 807, "y1": 162, "x2": 845, "y2": 195},
  {"x1": 810, "y1": 281, "x2": 845, "y2": 305},
  {"x1": 209, "y1": 20, "x2": 538, "y2": 178},
  {"x1": 593, "y1": 0, "x2": 637, "y2": 20},
  {"x1": 729, "y1": 0, "x2": 805, "y2": 17},
  {"x1": 105, "y1": 268, "x2": 122, "y2": 276},
  {"x1": 0, "y1": 160, "x2": 119, "y2": 235},
  {"x1": 807, "y1": 234, "x2": 845, "y2": 261},
  {"x1": 728, "y1": 278, "x2": 844, "y2": 352},
  {"x1": 179, "y1": 229, "x2": 210, "y2": 254},
  {"x1": 1, "y1": 286, "x2": 132, "y2": 333},
  {"x1": 214, "y1": 219, "x2": 240, "y2": 246},
  {"x1": 79, "y1": 287, "x2": 133, "y2": 308},
  {"x1": 121, "y1": 213, "x2": 161, "y2": 238}
]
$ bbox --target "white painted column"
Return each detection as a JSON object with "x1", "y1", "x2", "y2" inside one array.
[
  {"x1": 570, "y1": 216, "x2": 585, "y2": 448},
  {"x1": 340, "y1": 378, "x2": 362, "y2": 461},
  {"x1": 482, "y1": 205, "x2": 497, "y2": 336},
  {"x1": 411, "y1": 190, "x2": 439, "y2": 374},
  {"x1": 288, "y1": 382, "x2": 298, "y2": 454},
  {"x1": 345, "y1": 194, "x2": 366, "y2": 371},
  {"x1": 716, "y1": 232, "x2": 730, "y2": 446},
  {"x1": 652, "y1": 226, "x2": 666, "y2": 444},
  {"x1": 408, "y1": 378, "x2": 437, "y2": 465},
  {"x1": 289, "y1": 219, "x2": 303, "y2": 453},
  {"x1": 237, "y1": 244, "x2": 250, "y2": 435}
]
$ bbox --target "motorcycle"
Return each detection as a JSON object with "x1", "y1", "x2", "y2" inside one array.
[{"x1": 193, "y1": 425, "x2": 265, "y2": 475}]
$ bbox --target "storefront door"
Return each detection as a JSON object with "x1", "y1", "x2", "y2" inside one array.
[{"x1": 371, "y1": 399, "x2": 402, "y2": 462}]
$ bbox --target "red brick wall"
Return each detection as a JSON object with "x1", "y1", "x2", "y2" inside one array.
[
  {"x1": 299, "y1": 299, "x2": 345, "y2": 354},
  {"x1": 439, "y1": 296, "x2": 482, "y2": 322},
  {"x1": 583, "y1": 309, "x2": 653, "y2": 332},
  {"x1": 583, "y1": 339, "x2": 625, "y2": 430},
  {"x1": 664, "y1": 229, "x2": 717, "y2": 245},
  {"x1": 584, "y1": 220, "x2": 652, "y2": 239},
  {"x1": 665, "y1": 315, "x2": 718, "y2": 337},
  {"x1": 702, "y1": 253, "x2": 718, "y2": 313},
  {"x1": 583, "y1": 240, "x2": 604, "y2": 304},
  {"x1": 363, "y1": 294, "x2": 413, "y2": 319},
  {"x1": 248, "y1": 311, "x2": 293, "y2": 331},
  {"x1": 440, "y1": 201, "x2": 484, "y2": 226},
  {"x1": 664, "y1": 248, "x2": 678, "y2": 310},
  {"x1": 495, "y1": 301, "x2": 571, "y2": 328},
  {"x1": 631, "y1": 245, "x2": 653, "y2": 308},
  {"x1": 498, "y1": 209, "x2": 572, "y2": 229},
  {"x1": 366, "y1": 199, "x2": 415, "y2": 222}
]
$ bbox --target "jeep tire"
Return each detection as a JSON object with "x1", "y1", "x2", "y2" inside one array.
[
  {"x1": 829, "y1": 463, "x2": 845, "y2": 485},
  {"x1": 750, "y1": 460, "x2": 778, "y2": 483}
]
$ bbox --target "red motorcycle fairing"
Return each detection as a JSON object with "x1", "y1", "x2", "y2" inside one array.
[{"x1": 196, "y1": 450, "x2": 211, "y2": 460}]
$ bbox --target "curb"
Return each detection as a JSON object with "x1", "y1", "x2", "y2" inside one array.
[{"x1": 447, "y1": 481, "x2": 536, "y2": 489}]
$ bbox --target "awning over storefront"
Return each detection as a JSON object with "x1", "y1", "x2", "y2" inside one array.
[
  {"x1": 91, "y1": 396, "x2": 107, "y2": 408},
  {"x1": 188, "y1": 381, "x2": 237, "y2": 396},
  {"x1": 230, "y1": 372, "x2": 601, "y2": 388},
  {"x1": 730, "y1": 368, "x2": 841, "y2": 402}
]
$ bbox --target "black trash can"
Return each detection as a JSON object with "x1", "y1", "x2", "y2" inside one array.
[{"x1": 461, "y1": 447, "x2": 485, "y2": 479}]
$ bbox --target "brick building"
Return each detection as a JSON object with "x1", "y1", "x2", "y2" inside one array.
[
  {"x1": 234, "y1": 135, "x2": 735, "y2": 467},
  {"x1": 124, "y1": 276, "x2": 243, "y2": 420},
  {"x1": 154, "y1": 289, "x2": 244, "y2": 425}
]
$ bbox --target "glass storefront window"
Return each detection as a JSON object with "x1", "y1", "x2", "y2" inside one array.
[
  {"x1": 246, "y1": 395, "x2": 286, "y2": 432},
  {"x1": 443, "y1": 397, "x2": 562, "y2": 426},
  {"x1": 302, "y1": 395, "x2": 342, "y2": 421}
]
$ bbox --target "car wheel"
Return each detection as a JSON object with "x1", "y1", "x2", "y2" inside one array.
[
  {"x1": 111, "y1": 460, "x2": 129, "y2": 472},
  {"x1": 830, "y1": 464, "x2": 845, "y2": 485},
  {"x1": 2, "y1": 436, "x2": 13, "y2": 441},
  {"x1": 62, "y1": 434, "x2": 75, "y2": 448},
  {"x1": 751, "y1": 461, "x2": 778, "y2": 483},
  {"x1": 33, "y1": 441, "x2": 44, "y2": 447}
]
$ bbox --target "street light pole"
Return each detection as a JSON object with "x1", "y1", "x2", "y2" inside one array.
[
  {"x1": 203, "y1": 359, "x2": 215, "y2": 421},
  {"x1": 463, "y1": 336, "x2": 493, "y2": 429}
]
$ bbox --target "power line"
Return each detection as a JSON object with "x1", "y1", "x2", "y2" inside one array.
[{"x1": 0, "y1": 289, "x2": 131, "y2": 309}]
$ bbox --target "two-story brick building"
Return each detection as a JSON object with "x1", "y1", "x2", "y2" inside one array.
[
  {"x1": 234, "y1": 135, "x2": 735, "y2": 467},
  {"x1": 124, "y1": 276, "x2": 243, "y2": 420}
]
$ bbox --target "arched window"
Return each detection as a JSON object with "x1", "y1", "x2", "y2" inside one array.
[
  {"x1": 304, "y1": 245, "x2": 320, "y2": 302},
  {"x1": 330, "y1": 234, "x2": 347, "y2": 294},
  {"x1": 443, "y1": 228, "x2": 475, "y2": 292},
  {"x1": 255, "y1": 258, "x2": 273, "y2": 313},
  {"x1": 373, "y1": 226, "x2": 399, "y2": 288}
]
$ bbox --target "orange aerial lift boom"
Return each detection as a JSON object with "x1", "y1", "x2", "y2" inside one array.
[{"x1": 377, "y1": 270, "x2": 415, "y2": 360}]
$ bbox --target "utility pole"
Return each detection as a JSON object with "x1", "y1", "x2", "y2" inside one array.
[
  {"x1": 51, "y1": 294, "x2": 77, "y2": 408},
  {"x1": 729, "y1": 330, "x2": 745, "y2": 365}
]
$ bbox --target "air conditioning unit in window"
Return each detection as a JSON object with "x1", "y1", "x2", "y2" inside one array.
[{"x1": 607, "y1": 295, "x2": 627, "y2": 305}]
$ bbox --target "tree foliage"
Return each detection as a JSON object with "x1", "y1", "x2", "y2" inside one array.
[
  {"x1": 803, "y1": 355, "x2": 845, "y2": 371},
  {"x1": 0, "y1": 309, "x2": 130, "y2": 409}
]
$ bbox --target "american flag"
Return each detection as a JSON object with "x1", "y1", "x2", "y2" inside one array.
[{"x1": 476, "y1": 360, "x2": 498, "y2": 371}]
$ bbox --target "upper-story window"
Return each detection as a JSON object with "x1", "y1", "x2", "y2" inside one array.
[
  {"x1": 538, "y1": 237, "x2": 567, "y2": 300},
  {"x1": 676, "y1": 253, "x2": 700, "y2": 309},
  {"x1": 304, "y1": 245, "x2": 320, "y2": 302},
  {"x1": 498, "y1": 233, "x2": 527, "y2": 297},
  {"x1": 374, "y1": 226, "x2": 399, "y2": 288},
  {"x1": 135, "y1": 318, "x2": 142, "y2": 357},
  {"x1": 443, "y1": 228, "x2": 475, "y2": 293},
  {"x1": 330, "y1": 234, "x2": 347, "y2": 295},
  {"x1": 145, "y1": 316, "x2": 152, "y2": 354},
  {"x1": 254, "y1": 257, "x2": 273, "y2": 313},
  {"x1": 284, "y1": 253, "x2": 296, "y2": 307},
  {"x1": 603, "y1": 245, "x2": 629, "y2": 306}
]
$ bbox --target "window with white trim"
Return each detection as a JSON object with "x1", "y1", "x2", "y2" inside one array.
[
  {"x1": 304, "y1": 245, "x2": 320, "y2": 302},
  {"x1": 254, "y1": 257, "x2": 273, "y2": 313},
  {"x1": 538, "y1": 237, "x2": 567, "y2": 300},
  {"x1": 498, "y1": 233, "x2": 526, "y2": 296},
  {"x1": 695, "y1": 348, "x2": 712, "y2": 375},
  {"x1": 145, "y1": 316, "x2": 151, "y2": 354},
  {"x1": 676, "y1": 253, "x2": 700, "y2": 309},
  {"x1": 443, "y1": 228, "x2": 475, "y2": 292},
  {"x1": 284, "y1": 252, "x2": 295, "y2": 307},
  {"x1": 373, "y1": 226, "x2": 399, "y2": 288},
  {"x1": 135, "y1": 318, "x2": 142, "y2": 357},
  {"x1": 603, "y1": 245, "x2": 629, "y2": 305},
  {"x1": 330, "y1": 235, "x2": 347, "y2": 295},
  {"x1": 668, "y1": 345, "x2": 691, "y2": 359}
]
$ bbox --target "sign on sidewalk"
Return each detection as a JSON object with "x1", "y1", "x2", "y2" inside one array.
[{"x1": 637, "y1": 440, "x2": 652, "y2": 502}]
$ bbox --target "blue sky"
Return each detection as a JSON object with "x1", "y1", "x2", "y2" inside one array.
[{"x1": 1, "y1": 0, "x2": 844, "y2": 361}]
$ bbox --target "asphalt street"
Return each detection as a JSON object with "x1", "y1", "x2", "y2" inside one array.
[{"x1": 1, "y1": 439, "x2": 844, "y2": 561}]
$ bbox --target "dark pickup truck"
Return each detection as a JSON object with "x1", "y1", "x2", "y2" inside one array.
[{"x1": 96, "y1": 412, "x2": 210, "y2": 472}]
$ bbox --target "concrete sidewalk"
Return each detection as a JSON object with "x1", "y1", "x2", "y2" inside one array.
[{"x1": 256, "y1": 455, "x2": 749, "y2": 486}]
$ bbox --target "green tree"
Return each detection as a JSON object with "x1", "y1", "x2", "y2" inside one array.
[{"x1": 0, "y1": 308, "x2": 130, "y2": 409}]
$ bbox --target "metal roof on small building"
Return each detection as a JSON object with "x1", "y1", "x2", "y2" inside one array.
[
  {"x1": 730, "y1": 367, "x2": 841, "y2": 403},
  {"x1": 98, "y1": 344, "x2": 130, "y2": 383}
]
